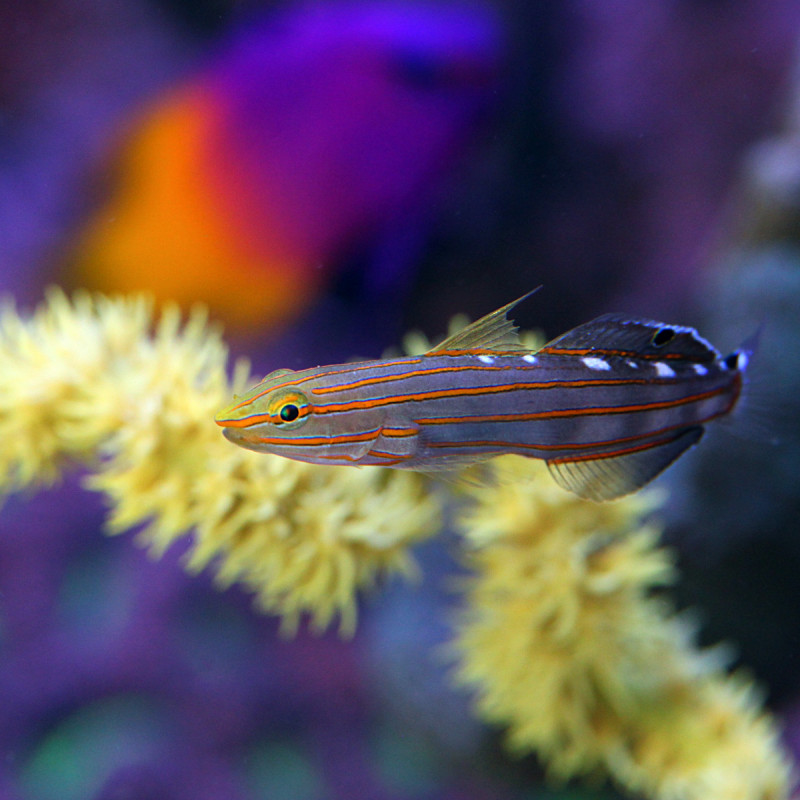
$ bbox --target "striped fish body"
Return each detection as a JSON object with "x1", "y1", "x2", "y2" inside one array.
[{"x1": 217, "y1": 297, "x2": 748, "y2": 500}]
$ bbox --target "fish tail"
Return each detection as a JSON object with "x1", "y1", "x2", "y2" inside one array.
[
  {"x1": 720, "y1": 323, "x2": 780, "y2": 445},
  {"x1": 727, "y1": 322, "x2": 762, "y2": 374}
]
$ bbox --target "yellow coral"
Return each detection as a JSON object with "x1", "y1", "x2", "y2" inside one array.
[
  {"x1": 0, "y1": 290, "x2": 155, "y2": 485},
  {"x1": 452, "y1": 455, "x2": 794, "y2": 800},
  {"x1": 0, "y1": 289, "x2": 440, "y2": 633}
]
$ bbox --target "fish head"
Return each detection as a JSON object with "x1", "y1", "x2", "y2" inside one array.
[
  {"x1": 215, "y1": 368, "x2": 314, "y2": 451},
  {"x1": 216, "y1": 363, "x2": 391, "y2": 466}
]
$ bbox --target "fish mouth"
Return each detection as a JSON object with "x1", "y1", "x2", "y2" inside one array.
[
  {"x1": 221, "y1": 426, "x2": 255, "y2": 448},
  {"x1": 220, "y1": 425, "x2": 265, "y2": 453},
  {"x1": 221, "y1": 426, "x2": 238, "y2": 442}
]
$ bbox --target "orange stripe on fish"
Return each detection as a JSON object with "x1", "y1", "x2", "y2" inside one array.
[
  {"x1": 306, "y1": 377, "x2": 712, "y2": 415},
  {"x1": 411, "y1": 383, "x2": 732, "y2": 425},
  {"x1": 253, "y1": 429, "x2": 381, "y2": 447},
  {"x1": 228, "y1": 359, "x2": 425, "y2": 412},
  {"x1": 425, "y1": 401, "x2": 734, "y2": 453},
  {"x1": 538, "y1": 347, "x2": 689, "y2": 360},
  {"x1": 310, "y1": 363, "x2": 514, "y2": 395}
]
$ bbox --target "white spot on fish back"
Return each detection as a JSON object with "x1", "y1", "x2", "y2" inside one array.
[
  {"x1": 523, "y1": 354, "x2": 538, "y2": 364},
  {"x1": 693, "y1": 363, "x2": 708, "y2": 376},
  {"x1": 478, "y1": 355, "x2": 495, "y2": 364},
  {"x1": 736, "y1": 351, "x2": 748, "y2": 370},
  {"x1": 582, "y1": 356, "x2": 611, "y2": 371},
  {"x1": 654, "y1": 361, "x2": 675, "y2": 378},
  {"x1": 626, "y1": 360, "x2": 638, "y2": 369}
]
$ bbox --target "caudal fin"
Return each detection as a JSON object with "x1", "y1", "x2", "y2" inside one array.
[{"x1": 719, "y1": 323, "x2": 780, "y2": 445}]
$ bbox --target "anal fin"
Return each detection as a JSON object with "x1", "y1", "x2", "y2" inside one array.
[{"x1": 546, "y1": 426, "x2": 704, "y2": 501}]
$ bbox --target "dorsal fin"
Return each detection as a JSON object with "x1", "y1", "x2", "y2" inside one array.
[
  {"x1": 542, "y1": 313, "x2": 719, "y2": 362},
  {"x1": 427, "y1": 288, "x2": 540, "y2": 354}
]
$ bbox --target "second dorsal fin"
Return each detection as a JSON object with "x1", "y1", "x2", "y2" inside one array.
[
  {"x1": 542, "y1": 313, "x2": 719, "y2": 362},
  {"x1": 428, "y1": 288, "x2": 540, "y2": 354}
]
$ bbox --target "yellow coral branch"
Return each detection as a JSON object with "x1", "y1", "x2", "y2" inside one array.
[
  {"x1": 451, "y1": 456, "x2": 795, "y2": 800},
  {"x1": 0, "y1": 289, "x2": 440, "y2": 633}
]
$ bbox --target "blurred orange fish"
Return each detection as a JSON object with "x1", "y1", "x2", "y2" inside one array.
[{"x1": 66, "y1": 2, "x2": 501, "y2": 333}]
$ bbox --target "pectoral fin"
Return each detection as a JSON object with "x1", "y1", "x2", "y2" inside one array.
[{"x1": 546, "y1": 426, "x2": 704, "y2": 501}]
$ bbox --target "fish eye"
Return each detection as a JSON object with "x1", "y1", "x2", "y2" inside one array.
[
  {"x1": 280, "y1": 404, "x2": 299, "y2": 422},
  {"x1": 267, "y1": 389, "x2": 310, "y2": 429},
  {"x1": 652, "y1": 327, "x2": 676, "y2": 347}
]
